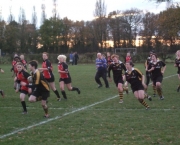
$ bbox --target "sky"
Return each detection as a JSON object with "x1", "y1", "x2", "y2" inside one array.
[{"x1": 0, "y1": 0, "x2": 170, "y2": 26}]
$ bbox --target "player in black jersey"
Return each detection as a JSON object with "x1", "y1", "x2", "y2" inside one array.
[
  {"x1": 21, "y1": 60, "x2": 50, "y2": 118},
  {"x1": 147, "y1": 54, "x2": 166, "y2": 100},
  {"x1": 108, "y1": 54, "x2": 128, "y2": 103},
  {"x1": 145, "y1": 51, "x2": 157, "y2": 97},
  {"x1": 124, "y1": 61, "x2": 150, "y2": 109},
  {"x1": 174, "y1": 50, "x2": 180, "y2": 92}
]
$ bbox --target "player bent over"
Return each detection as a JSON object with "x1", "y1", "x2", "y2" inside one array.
[
  {"x1": 16, "y1": 62, "x2": 31, "y2": 114},
  {"x1": 21, "y1": 60, "x2": 50, "y2": 118},
  {"x1": 57, "y1": 55, "x2": 80, "y2": 100},
  {"x1": 124, "y1": 61, "x2": 150, "y2": 109}
]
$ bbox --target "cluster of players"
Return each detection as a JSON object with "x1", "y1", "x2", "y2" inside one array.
[
  {"x1": 95, "y1": 50, "x2": 168, "y2": 110},
  {"x1": 8, "y1": 52, "x2": 80, "y2": 118},
  {"x1": 1, "y1": 50, "x2": 180, "y2": 117}
]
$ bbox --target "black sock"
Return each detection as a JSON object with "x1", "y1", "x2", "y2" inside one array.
[
  {"x1": 71, "y1": 87, "x2": 78, "y2": 91},
  {"x1": 54, "y1": 90, "x2": 60, "y2": 98},
  {"x1": 61, "y1": 91, "x2": 67, "y2": 99},
  {"x1": 21, "y1": 101, "x2": 27, "y2": 112}
]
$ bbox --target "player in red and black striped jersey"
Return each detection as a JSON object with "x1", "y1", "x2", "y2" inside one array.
[
  {"x1": 174, "y1": 50, "x2": 180, "y2": 92},
  {"x1": 16, "y1": 62, "x2": 31, "y2": 114},
  {"x1": 125, "y1": 52, "x2": 132, "y2": 62},
  {"x1": 20, "y1": 54, "x2": 27, "y2": 70},
  {"x1": 57, "y1": 55, "x2": 80, "y2": 100},
  {"x1": 11, "y1": 56, "x2": 22, "y2": 91},
  {"x1": 38, "y1": 52, "x2": 61, "y2": 101},
  {"x1": 124, "y1": 61, "x2": 150, "y2": 109},
  {"x1": 147, "y1": 54, "x2": 166, "y2": 100},
  {"x1": 108, "y1": 54, "x2": 128, "y2": 103}
]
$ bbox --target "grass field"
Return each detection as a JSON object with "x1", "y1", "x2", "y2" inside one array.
[{"x1": 0, "y1": 63, "x2": 180, "y2": 145}]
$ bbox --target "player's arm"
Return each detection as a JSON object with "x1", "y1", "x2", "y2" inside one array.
[
  {"x1": 136, "y1": 69, "x2": 147, "y2": 88},
  {"x1": 23, "y1": 71, "x2": 31, "y2": 79},
  {"x1": 161, "y1": 62, "x2": 166, "y2": 74},
  {"x1": 147, "y1": 63, "x2": 154, "y2": 72},
  {"x1": 122, "y1": 63, "x2": 127, "y2": 72},
  {"x1": 39, "y1": 60, "x2": 51, "y2": 71}
]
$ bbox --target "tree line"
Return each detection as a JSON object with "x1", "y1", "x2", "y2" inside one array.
[{"x1": 0, "y1": 0, "x2": 179, "y2": 55}]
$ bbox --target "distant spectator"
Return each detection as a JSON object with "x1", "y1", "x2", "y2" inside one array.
[
  {"x1": 74, "y1": 52, "x2": 79, "y2": 65},
  {"x1": 69, "y1": 52, "x2": 74, "y2": 65},
  {"x1": 126, "y1": 52, "x2": 132, "y2": 62},
  {"x1": 106, "y1": 52, "x2": 113, "y2": 67}
]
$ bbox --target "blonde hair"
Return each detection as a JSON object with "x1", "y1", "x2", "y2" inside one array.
[
  {"x1": 57, "y1": 55, "x2": 67, "y2": 62},
  {"x1": 111, "y1": 54, "x2": 119, "y2": 59}
]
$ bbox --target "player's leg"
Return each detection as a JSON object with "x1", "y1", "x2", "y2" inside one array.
[
  {"x1": 59, "y1": 80, "x2": 67, "y2": 99},
  {"x1": 117, "y1": 83, "x2": 124, "y2": 103},
  {"x1": 49, "y1": 81, "x2": 61, "y2": 101},
  {"x1": 95, "y1": 71, "x2": 102, "y2": 88},
  {"x1": 134, "y1": 90, "x2": 150, "y2": 109},
  {"x1": 20, "y1": 92, "x2": 28, "y2": 114},
  {"x1": 66, "y1": 83, "x2": 80, "y2": 94}
]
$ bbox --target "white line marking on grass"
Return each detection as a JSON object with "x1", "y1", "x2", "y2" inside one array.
[{"x1": 0, "y1": 74, "x2": 177, "y2": 139}]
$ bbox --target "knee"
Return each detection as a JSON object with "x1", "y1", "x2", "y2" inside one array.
[
  {"x1": 29, "y1": 97, "x2": 35, "y2": 102},
  {"x1": 156, "y1": 83, "x2": 161, "y2": 87}
]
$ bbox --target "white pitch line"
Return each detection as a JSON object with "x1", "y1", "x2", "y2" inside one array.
[{"x1": 0, "y1": 74, "x2": 177, "y2": 139}]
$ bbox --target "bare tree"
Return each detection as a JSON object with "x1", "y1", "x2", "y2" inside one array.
[
  {"x1": 41, "y1": 2, "x2": 46, "y2": 24},
  {"x1": 32, "y1": 6, "x2": 37, "y2": 28},
  {"x1": 93, "y1": 0, "x2": 108, "y2": 51}
]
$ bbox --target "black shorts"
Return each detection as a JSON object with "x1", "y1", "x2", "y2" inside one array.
[
  {"x1": 152, "y1": 75, "x2": 163, "y2": 86},
  {"x1": 20, "y1": 90, "x2": 28, "y2": 95},
  {"x1": 45, "y1": 75, "x2": 55, "y2": 83},
  {"x1": 59, "y1": 78, "x2": 71, "y2": 84},
  {"x1": 113, "y1": 76, "x2": 124, "y2": 87},
  {"x1": 32, "y1": 89, "x2": 50, "y2": 101},
  {"x1": 131, "y1": 85, "x2": 144, "y2": 93}
]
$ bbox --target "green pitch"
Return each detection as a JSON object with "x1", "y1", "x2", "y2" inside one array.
[{"x1": 0, "y1": 63, "x2": 180, "y2": 145}]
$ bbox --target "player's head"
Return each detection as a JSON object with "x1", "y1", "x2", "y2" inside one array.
[
  {"x1": 57, "y1": 55, "x2": 67, "y2": 62},
  {"x1": 14, "y1": 56, "x2": 21, "y2": 62},
  {"x1": 42, "y1": 52, "x2": 48, "y2": 60},
  {"x1": 20, "y1": 54, "x2": 24, "y2": 60},
  {"x1": 107, "y1": 52, "x2": 111, "y2": 57},
  {"x1": 176, "y1": 50, "x2": 180, "y2": 58},
  {"x1": 149, "y1": 50, "x2": 155, "y2": 56},
  {"x1": 125, "y1": 60, "x2": 134, "y2": 69},
  {"x1": 127, "y1": 52, "x2": 130, "y2": 56},
  {"x1": 28, "y1": 60, "x2": 38, "y2": 70},
  {"x1": 111, "y1": 54, "x2": 119, "y2": 62},
  {"x1": 16, "y1": 62, "x2": 24, "y2": 71},
  {"x1": 151, "y1": 53, "x2": 157, "y2": 61},
  {"x1": 97, "y1": 53, "x2": 102, "y2": 59}
]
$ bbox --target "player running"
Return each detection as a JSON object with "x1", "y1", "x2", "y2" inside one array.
[
  {"x1": 57, "y1": 55, "x2": 80, "y2": 100},
  {"x1": 108, "y1": 54, "x2": 128, "y2": 103},
  {"x1": 124, "y1": 61, "x2": 150, "y2": 109},
  {"x1": 38, "y1": 52, "x2": 61, "y2": 101},
  {"x1": 147, "y1": 53, "x2": 166, "y2": 100}
]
